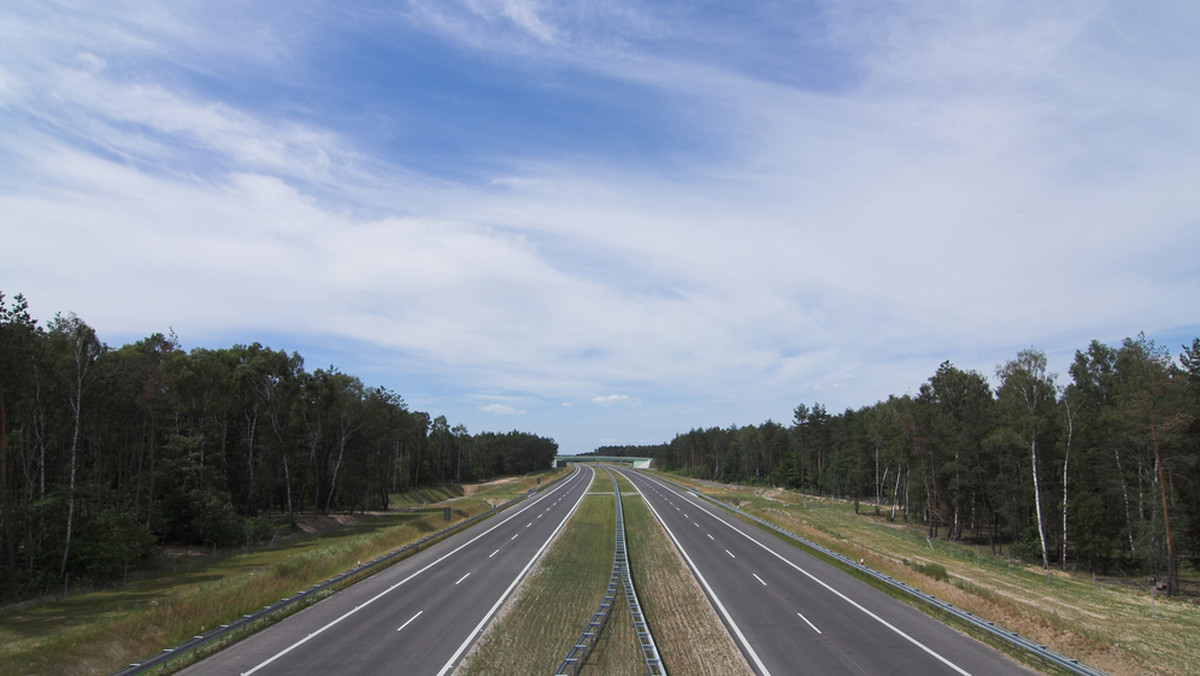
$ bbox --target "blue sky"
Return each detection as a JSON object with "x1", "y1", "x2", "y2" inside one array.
[{"x1": 3, "y1": 1, "x2": 1198, "y2": 454}]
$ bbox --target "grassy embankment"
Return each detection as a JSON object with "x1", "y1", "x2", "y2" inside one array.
[
  {"x1": 458, "y1": 468, "x2": 750, "y2": 675},
  {"x1": 0, "y1": 470, "x2": 565, "y2": 676},
  {"x1": 669, "y1": 476, "x2": 1199, "y2": 676}
]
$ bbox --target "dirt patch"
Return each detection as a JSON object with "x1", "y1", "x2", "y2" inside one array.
[
  {"x1": 161, "y1": 546, "x2": 211, "y2": 558},
  {"x1": 293, "y1": 513, "x2": 358, "y2": 534},
  {"x1": 762, "y1": 488, "x2": 789, "y2": 502},
  {"x1": 462, "y1": 477, "x2": 518, "y2": 497}
]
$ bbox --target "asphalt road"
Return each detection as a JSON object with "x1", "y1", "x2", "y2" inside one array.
[
  {"x1": 614, "y1": 467, "x2": 1037, "y2": 676},
  {"x1": 180, "y1": 464, "x2": 595, "y2": 676}
]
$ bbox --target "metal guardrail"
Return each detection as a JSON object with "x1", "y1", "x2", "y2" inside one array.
[
  {"x1": 666, "y1": 478, "x2": 1106, "y2": 676},
  {"x1": 555, "y1": 468, "x2": 664, "y2": 676},
  {"x1": 614, "y1": 469, "x2": 664, "y2": 676},
  {"x1": 112, "y1": 472, "x2": 570, "y2": 676}
]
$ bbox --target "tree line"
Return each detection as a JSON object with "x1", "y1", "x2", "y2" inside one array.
[
  {"x1": 0, "y1": 292, "x2": 557, "y2": 601},
  {"x1": 598, "y1": 335, "x2": 1200, "y2": 594}
]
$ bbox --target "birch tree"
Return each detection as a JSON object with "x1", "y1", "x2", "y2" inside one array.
[
  {"x1": 47, "y1": 313, "x2": 103, "y2": 582},
  {"x1": 996, "y1": 348, "x2": 1058, "y2": 572},
  {"x1": 1060, "y1": 388, "x2": 1081, "y2": 570}
]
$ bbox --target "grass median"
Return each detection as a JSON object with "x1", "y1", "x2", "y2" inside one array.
[
  {"x1": 459, "y1": 467, "x2": 752, "y2": 675},
  {"x1": 618, "y1": 471, "x2": 753, "y2": 676},
  {"x1": 457, "y1": 471, "x2": 614, "y2": 674}
]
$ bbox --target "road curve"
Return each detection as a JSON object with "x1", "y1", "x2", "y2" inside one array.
[
  {"x1": 181, "y1": 465, "x2": 595, "y2": 676},
  {"x1": 615, "y1": 468, "x2": 1036, "y2": 676}
]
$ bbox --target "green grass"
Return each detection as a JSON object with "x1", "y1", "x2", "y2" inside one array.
[
  {"x1": 582, "y1": 469, "x2": 641, "y2": 676},
  {"x1": 463, "y1": 466, "x2": 752, "y2": 675},
  {"x1": 617, "y1": 472, "x2": 752, "y2": 676},
  {"x1": 460, "y1": 475, "x2": 617, "y2": 674},
  {"x1": 388, "y1": 484, "x2": 464, "y2": 508},
  {"x1": 0, "y1": 470, "x2": 569, "y2": 676},
  {"x1": 664, "y1": 475, "x2": 1200, "y2": 676}
]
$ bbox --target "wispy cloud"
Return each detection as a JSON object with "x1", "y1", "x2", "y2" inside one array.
[
  {"x1": 480, "y1": 403, "x2": 526, "y2": 416},
  {"x1": 2, "y1": 1, "x2": 1197, "y2": 454},
  {"x1": 592, "y1": 394, "x2": 642, "y2": 407}
]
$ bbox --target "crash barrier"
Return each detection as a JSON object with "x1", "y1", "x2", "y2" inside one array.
[
  {"x1": 555, "y1": 468, "x2": 664, "y2": 676},
  {"x1": 111, "y1": 469, "x2": 575, "y2": 676},
  {"x1": 665, "y1": 477, "x2": 1107, "y2": 676}
]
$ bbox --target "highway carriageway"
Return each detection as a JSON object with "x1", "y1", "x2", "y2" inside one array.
[
  {"x1": 613, "y1": 467, "x2": 1036, "y2": 676},
  {"x1": 179, "y1": 464, "x2": 595, "y2": 676}
]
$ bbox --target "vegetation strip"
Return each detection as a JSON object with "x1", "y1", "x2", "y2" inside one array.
[
  {"x1": 616, "y1": 471, "x2": 753, "y2": 676},
  {"x1": 0, "y1": 297, "x2": 561, "y2": 610},
  {"x1": 669, "y1": 476, "x2": 1106, "y2": 676},
  {"x1": 111, "y1": 476, "x2": 563, "y2": 675},
  {"x1": 613, "y1": 470, "x2": 665, "y2": 675},
  {"x1": 555, "y1": 467, "x2": 662, "y2": 676},
  {"x1": 455, "y1": 476, "x2": 615, "y2": 674}
]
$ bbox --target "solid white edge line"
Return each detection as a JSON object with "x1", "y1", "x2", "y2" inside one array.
[
  {"x1": 616, "y1": 468, "x2": 771, "y2": 676},
  {"x1": 433, "y1": 465, "x2": 596, "y2": 676},
  {"x1": 645, "y1": 474, "x2": 973, "y2": 676},
  {"x1": 241, "y1": 465, "x2": 585, "y2": 676}
]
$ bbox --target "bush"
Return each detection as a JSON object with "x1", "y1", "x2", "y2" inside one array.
[
  {"x1": 914, "y1": 561, "x2": 948, "y2": 581},
  {"x1": 1010, "y1": 525, "x2": 1045, "y2": 564}
]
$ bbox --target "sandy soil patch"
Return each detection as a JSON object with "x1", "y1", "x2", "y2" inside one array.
[
  {"x1": 293, "y1": 513, "x2": 358, "y2": 534},
  {"x1": 462, "y1": 476, "x2": 519, "y2": 497}
]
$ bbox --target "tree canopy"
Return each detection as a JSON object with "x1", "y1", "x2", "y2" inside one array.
[
  {"x1": 606, "y1": 336, "x2": 1199, "y2": 593},
  {"x1": 0, "y1": 292, "x2": 556, "y2": 600}
]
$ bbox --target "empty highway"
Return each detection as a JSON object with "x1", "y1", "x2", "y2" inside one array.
[
  {"x1": 615, "y1": 467, "x2": 1034, "y2": 676},
  {"x1": 181, "y1": 465, "x2": 594, "y2": 675}
]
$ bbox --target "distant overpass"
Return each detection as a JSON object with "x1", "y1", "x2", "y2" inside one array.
[{"x1": 556, "y1": 455, "x2": 653, "y2": 469}]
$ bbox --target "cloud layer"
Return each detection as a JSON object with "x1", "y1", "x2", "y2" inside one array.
[{"x1": 2, "y1": 1, "x2": 1198, "y2": 452}]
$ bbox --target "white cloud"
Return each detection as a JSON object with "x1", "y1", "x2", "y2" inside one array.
[
  {"x1": 480, "y1": 403, "x2": 526, "y2": 416},
  {"x1": 2, "y1": 0, "x2": 1198, "y2": 454},
  {"x1": 592, "y1": 394, "x2": 642, "y2": 407}
]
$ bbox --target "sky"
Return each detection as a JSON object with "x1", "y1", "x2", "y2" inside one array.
[{"x1": 2, "y1": 1, "x2": 1198, "y2": 455}]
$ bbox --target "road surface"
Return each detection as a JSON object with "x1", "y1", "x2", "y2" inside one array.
[
  {"x1": 181, "y1": 464, "x2": 594, "y2": 675},
  {"x1": 614, "y1": 467, "x2": 1035, "y2": 676}
]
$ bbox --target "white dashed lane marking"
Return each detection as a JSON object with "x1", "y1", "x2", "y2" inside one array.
[{"x1": 397, "y1": 611, "x2": 423, "y2": 632}]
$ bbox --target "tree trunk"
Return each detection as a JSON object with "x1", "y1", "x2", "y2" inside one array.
[
  {"x1": 59, "y1": 384, "x2": 82, "y2": 582},
  {"x1": 1061, "y1": 400, "x2": 1075, "y2": 571},
  {"x1": 324, "y1": 434, "x2": 346, "y2": 515},
  {"x1": 1030, "y1": 434, "x2": 1050, "y2": 572},
  {"x1": 1114, "y1": 446, "x2": 1135, "y2": 556},
  {"x1": 891, "y1": 464, "x2": 902, "y2": 521},
  {"x1": 878, "y1": 446, "x2": 888, "y2": 516},
  {"x1": 282, "y1": 451, "x2": 293, "y2": 516},
  {"x1": 1148, "y1": 406, "x2": 1177, "y2": 594},
  {"x1": 145, "y1": 413, "x2": 155, "y2": 528},
  {"x1": 244, "y1": 409, "x2": 257, "y2": 516},
  {"x1": 1, "y1": 380, "x2": 18, "y2": 601}
]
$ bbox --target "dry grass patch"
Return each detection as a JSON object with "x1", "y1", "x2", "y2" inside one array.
[
  {"x1": 584, "y1": 590, "x2": 642, "y2": 676},
  {"x1": 665, "y1": 475, "x2": 1200, "y2": 676},
  {"x1": 0, "y1": 492, "x2": 510, "y2": 675},
  {"x1": 457, "y1": 490, "x2": 616, "y2": 674},
  {"x1": 620, "y1": 474, "x2": 753, "y2": 676}
]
